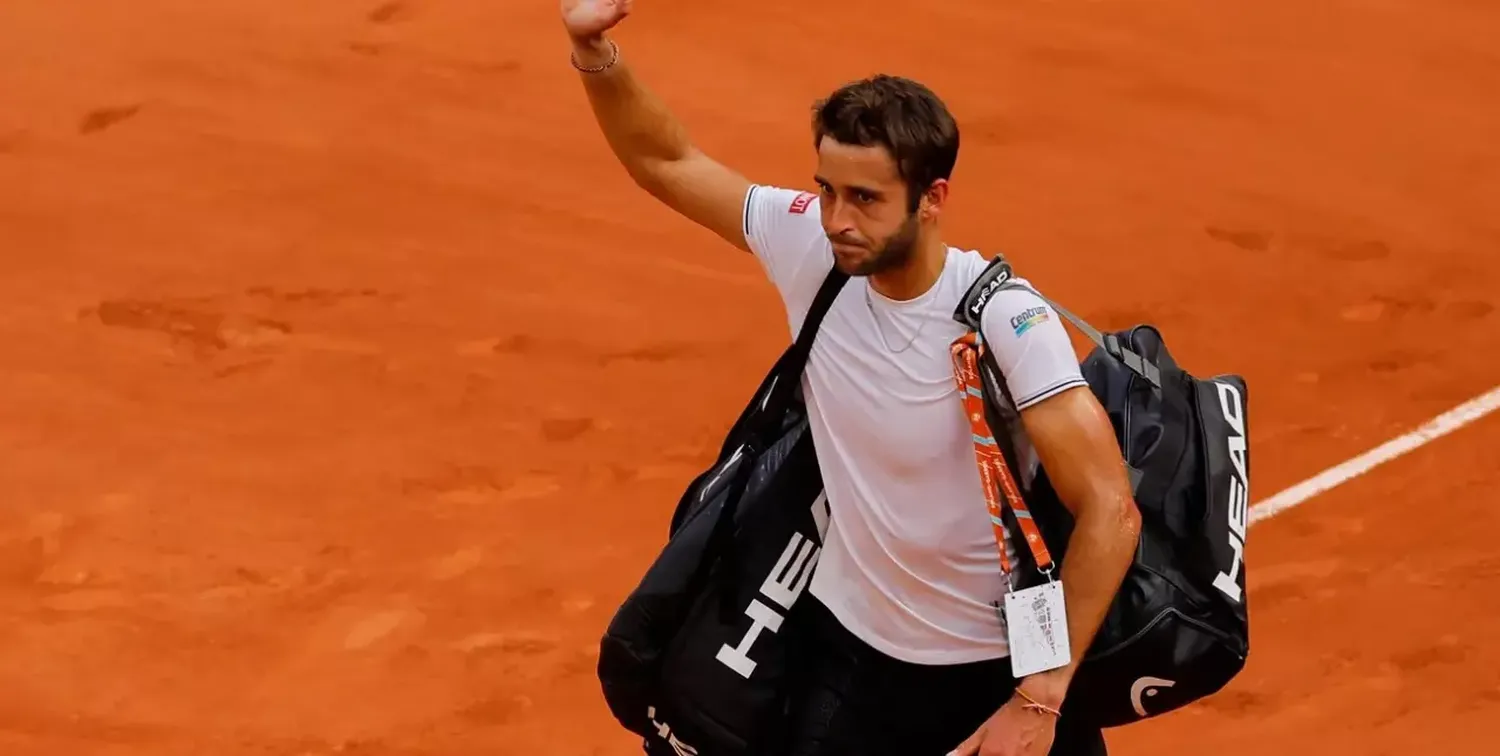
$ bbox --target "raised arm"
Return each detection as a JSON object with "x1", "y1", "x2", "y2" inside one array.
[{"x1": 562, "y1": 0, "x2": 753, "y2": 253}]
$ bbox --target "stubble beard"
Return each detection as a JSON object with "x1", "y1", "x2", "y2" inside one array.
[{"x1": 836, "y1": 212, "x2": 922, "y2": 277}]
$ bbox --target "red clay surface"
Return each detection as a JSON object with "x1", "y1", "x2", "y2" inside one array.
[{"x1": 3, "y1": 1, "x2": 1498, "y2": 754}]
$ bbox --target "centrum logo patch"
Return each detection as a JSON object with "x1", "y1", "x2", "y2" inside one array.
[{"x1": 1010, "y1": 306, "x2": 1050, "y2": 336}]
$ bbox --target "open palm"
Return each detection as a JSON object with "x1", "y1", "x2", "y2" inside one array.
[{"x1": 561, "y1": 0, "x2": 633, "y2": 39}]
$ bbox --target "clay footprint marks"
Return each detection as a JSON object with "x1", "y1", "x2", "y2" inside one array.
[
  {"x1": 400, "y1": 466, "x2": 562, "y2": 506},
  {"x1": 90, "y1": 297, "x2": 292, "y2": 354},
  {"x1": 597, "y1": 341, "x2": 710, "y2": 366},
  {"x1": 367, "y1": 1, "x2": 414, "y2": 24},
  {"x1": 0, "y1": 511, "x2": 141, "y2": 614},
  {"x1": 1205, "y1": 226, "x2": 1273, "y2": 252},
  {"x1": 1200, "y1": 227, "x2": 1493, "y2": 327},
  {"x1": 1389, "y1": 638, "x2": 1471, "y2": 673},
  {"x1": 83, "y1": 287, "x2": 395, "y2": 368},
  {"x1": 461, "y1": 330, "x2": 714, "y2": 376},
  {"x1": 1202, "y1": 228, "x2": 1394, "y2": 259},
  {"x1": 79, "y1": 104, "x2": 143, "y2": 135}
]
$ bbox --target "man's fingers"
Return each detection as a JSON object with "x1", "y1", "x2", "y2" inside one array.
[{"x1": 947, "y1": 727, "x2": 984, "y2": 756}]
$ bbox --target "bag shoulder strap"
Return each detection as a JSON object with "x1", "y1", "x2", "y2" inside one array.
[
  {"x1": 952, "y1": 253, "x2": 1161, "y2": 388},
  {"x1": 791, "y1": 267, "x2": 849, "y2": 365},
  {"x1": 949, "y1": 253, "x2": 1163, "y2": 581},
  {"x1": 698, "y1": 267, "x2": 846, "y2": 616},
  {"x1": 952, "y1": 253, "x2": 1018, "y2": 332},
  {"x1": 739, "y1": 267, "x2": 847, "y2": 438}
]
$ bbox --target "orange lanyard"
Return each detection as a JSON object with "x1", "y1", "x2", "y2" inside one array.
[{"x1": 950, "y1": 332, "x2": 1056, "y2": 577}]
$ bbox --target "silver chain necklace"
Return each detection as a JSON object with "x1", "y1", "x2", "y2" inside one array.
[{"x1": 865, "y1": 284, "x2": 931, "y2": 354}]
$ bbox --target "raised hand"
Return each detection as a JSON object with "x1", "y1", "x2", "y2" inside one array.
[{"x1": 561, "y1": 0, "x2": 633, "y2": 42}]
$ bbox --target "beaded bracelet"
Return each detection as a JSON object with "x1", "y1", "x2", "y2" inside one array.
[{"x1": 570, "y1": 38, "x2": 619, "y2": 74}]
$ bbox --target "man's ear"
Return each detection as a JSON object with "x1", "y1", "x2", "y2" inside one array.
[{"x1": 920, "y1": 179, "x2": 950, "y2": 221}]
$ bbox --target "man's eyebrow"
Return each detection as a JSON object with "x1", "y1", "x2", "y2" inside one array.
[{"x1": 812, "y1": 176, "x2": 884, "y2": 196}]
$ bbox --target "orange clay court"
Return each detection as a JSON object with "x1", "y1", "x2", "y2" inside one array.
[{"x1": 2, "y1": 1, "x2": 1498, "y2": 755}]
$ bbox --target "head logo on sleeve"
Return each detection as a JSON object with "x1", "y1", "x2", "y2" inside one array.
[
  {"x1": 788, "y1": 192, "x2": 816, "y2": 214},
  {"x1": 1010, "y1": 306, "x2": 1050, "y2": 336}
]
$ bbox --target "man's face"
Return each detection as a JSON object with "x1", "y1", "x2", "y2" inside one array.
[{"x1": 813, "y1": 137, "x2": 929, "y2": 277}]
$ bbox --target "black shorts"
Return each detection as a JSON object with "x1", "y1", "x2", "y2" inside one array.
[{"x1": 774, "y1": 596, "x2": 1108, "y2": 756}]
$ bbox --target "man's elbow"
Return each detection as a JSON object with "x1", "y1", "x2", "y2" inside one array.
[
  {"x1": 623, "y1": 154, "x2": 694, "y2": 208},
  {"x1": 623, "y1": 158, "x2": 669, "y2": 196},
  {"x1": 1079, "y1": 483, "x2": 1141, "y2": 545}
]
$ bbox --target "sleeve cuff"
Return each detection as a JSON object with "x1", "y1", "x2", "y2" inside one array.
[
  {"x1": 742, "y1": 184, "x2": 759, "y2": 242},
  {"x1": 1013, "y1": 377, "x2": 1089, "y2": 411}
]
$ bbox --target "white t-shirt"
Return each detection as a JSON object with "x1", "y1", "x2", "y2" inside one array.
[{"x1": 742, "y1": 184, "x2": 1089, "y2": 665}]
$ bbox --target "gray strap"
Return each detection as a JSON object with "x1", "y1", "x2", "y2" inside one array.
[{"x1": 1002, "y1": 281, "x2": 1162, "y2": 388}]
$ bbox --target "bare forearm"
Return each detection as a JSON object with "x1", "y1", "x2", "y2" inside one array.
[
  {"x1": 1060, "y1": 499, "x2": 1139, "y2": 673},
  {"x1": 1026, "y1": 495, "x2": 1139, "y2": 698},
  {"x1": 571, "y1": 34, "x2": 694, "y2": 188},
  {"x1": 559, "y1": 3, "x2": 750, "y2": 250},
  {"x1": 1008, "y1": 389, "x2": 1143, "y2": 707}
]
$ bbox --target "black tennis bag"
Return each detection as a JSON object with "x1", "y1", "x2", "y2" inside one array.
[
  {"x1": 955, "y1": 254, "x2": 1252, "y2": 729},
  {"x1": 597, "y1": 269, "x2": 847, "y2": 756}
]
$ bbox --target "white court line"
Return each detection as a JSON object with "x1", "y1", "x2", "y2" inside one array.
[{"x1": 1249, "y1": 385, "x2": 1500, "y2": 526}]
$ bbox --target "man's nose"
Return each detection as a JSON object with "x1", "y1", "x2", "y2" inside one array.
[{"x1": 823, "y1": 197, "x2": 857, "y2": 236}]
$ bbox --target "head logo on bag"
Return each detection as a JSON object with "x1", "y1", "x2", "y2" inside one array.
[
  {"x1": 1129, "y1": 676, "x2": 1177, "y2": 717},
  {"x1": 715, "y1": 492, "x2": 827, "y2": 679},
  {"x1": 1212, "y1": 380, "x2": 1249, "y2": 603},
  {"x1": 965, "y1": 264, "x2": 1013, "y2": 322}
]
